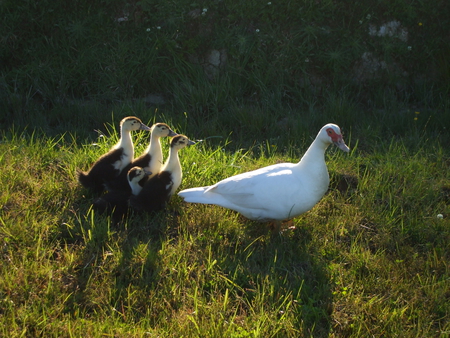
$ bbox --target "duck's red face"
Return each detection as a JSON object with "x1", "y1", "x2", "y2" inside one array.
[
  {"x1": 326, "y1": 127, "x2": 350, "y2": 152},
  {"x1": 326, "y1": 127, "x2": 341, "y2": 142}
]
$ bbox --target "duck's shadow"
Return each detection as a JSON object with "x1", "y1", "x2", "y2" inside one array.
[
  {"x1": 234, "y1": 220, "x2": 333, "y2": 337},
  {"x1": 175, "y1": 202, "x2": 333, "y2": 336},
  {"x1": 59, "y1": 199, "x2": 332, "y2": 336},
  {"x1": 57, "y1": 199, "x2": 173, "y2": 320}
]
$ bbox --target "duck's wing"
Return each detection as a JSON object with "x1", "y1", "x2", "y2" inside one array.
[
  {"x1": 204, "y1": 167, "x2": 295, "y2": 209},
  {"x1": 132, "y1": 153, "x2": 151, "y2": 169}
]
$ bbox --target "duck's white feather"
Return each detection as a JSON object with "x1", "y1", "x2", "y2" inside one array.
[{"x1": 178, "y1": 123, "x2": 349, "y2": 221}]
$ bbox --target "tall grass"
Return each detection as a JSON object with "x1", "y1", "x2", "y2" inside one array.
[{"x1": 1, "y1": 0, "x2": 449, "y2": 134}]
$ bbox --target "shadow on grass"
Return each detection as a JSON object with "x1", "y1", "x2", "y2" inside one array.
[
  {"x1": 177, "y1": 204, "x2": 333, "y2": 336},
  {"x1": 238, "y1": 222, "x2": 333, "y2": 337},
  {"x1": 58, "y1": 194, "x2": 332, "y2": 336}
]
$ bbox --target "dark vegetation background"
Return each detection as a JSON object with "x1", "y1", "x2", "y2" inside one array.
[{"x1": 1, "y1": 0, "x2": 449, "y2": 144}]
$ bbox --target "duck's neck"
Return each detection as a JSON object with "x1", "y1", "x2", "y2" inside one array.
[
  {"x1": 117, "y1": 128, "x2": 134, "y2": 159},
  {"x1": 144, "y1": 134, "x2": 163, "y2": 164},
  {"x1": 296, "y1": 139, "x2": 331, "y2": 193},
  {"x1": 130, "y1": 182, "x2": 143, "y2": 195},
  {"x1": 297, "y1": 138, "x2": 328, "y2": 170},
  {"x1": 162, "y1": 148, "x2": 181, "y2": 174},
  {"x1": 163, "y1": 147, "x2": 183, "y2": 195}
]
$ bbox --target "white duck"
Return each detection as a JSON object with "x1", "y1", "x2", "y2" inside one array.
[
  {"x1": 106, "y1": 122, "x2": 177, "y2": 192},
  {"x1": 178, "y1": 123, "x2": 349, "y2": 222},
  {"x1": 77, "y1": 116, "x2": 151, "y2": 194}
]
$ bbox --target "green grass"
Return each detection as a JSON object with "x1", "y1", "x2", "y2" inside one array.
[
  {"x1": 1, "y1": 123, "x2": 449, "y2": 337},
  {"x1": 1, "y1": 0, "x2": 449, "y2": 336}
]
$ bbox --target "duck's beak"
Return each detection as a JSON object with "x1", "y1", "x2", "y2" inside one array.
[
  {"x1": 144, "y1": 169, "x2": 152, "y2": 176},
  {"x1": 168, "y1": 129, "x2": 178, "y2": 137},
  {"x1": 187, "y1": 140, "x2": 196, "y2": 146},
  {"x1": 334, "y1": 137, "x2": 350, "y2": 152},
  {"x1": 140, "y1": 124, "x2": 152, "y2": 131}
]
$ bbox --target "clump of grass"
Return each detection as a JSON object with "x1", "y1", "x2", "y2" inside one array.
[{"x1": 1, "y1": 123, "x2": 449, "y2": 336}]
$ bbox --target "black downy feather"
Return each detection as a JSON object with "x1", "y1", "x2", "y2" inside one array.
[{"x1": 92, "y1": 167, "x2": 150, "y2": 221}]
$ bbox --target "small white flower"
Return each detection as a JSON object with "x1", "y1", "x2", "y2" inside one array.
[
  {"x1": 157, "y1": 26, "x2": 161, "y2": 30},
  {"x1": 407, "y1": 46, "x2": 412, "y2": 51},
  {"x1": 437, "y1": 214, "x2": 444, "y2": 219},
  {"x1": 256, "y1": 29, "x2": 260, "y2": 33},
  {"x1": 202, "y1": 8, "x2": 208, "y2": 12},
  {"x1": 268, "y1": 2, "x2": 272, "y2": 4},
  {"x1": 366, "y1": 14, "x2": 371, "y2": 20},
  {"x1": 146, "y1": 28, "x2": 151, "y2": 32},
  {"x1": 305, "y1": 58, "x2": 309, "y2": 62},
  {"x1": 359, "y1": 20, "x2": 363, "y2": 24}
]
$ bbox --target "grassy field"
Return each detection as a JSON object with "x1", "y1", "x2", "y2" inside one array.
[
  {"x1": 1, "y1": 120, "x2": 449, "y2": 337},
  {"x1": 1, "y1": 0, "x2": 450, "y2": 337}
]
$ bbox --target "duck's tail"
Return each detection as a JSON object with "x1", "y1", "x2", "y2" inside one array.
[
  {"x1": 77, "y1": 170, "x2": 104, "y2": 194},
  {"x1": 177, "y1": 187, "x2": 209, "y2": 203},
  {"x1": 77, "y1": 170, "x2": 92, "y2": 188}
]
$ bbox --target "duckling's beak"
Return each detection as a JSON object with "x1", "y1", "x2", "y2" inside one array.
[
  {"x1": 140, "y1": 124, "x2": 152, "y2": 131},
  {"x1": 187, "y1": 140, "x2": 196, "y2": 146},
  {"x1": 168, "y1": 130, "x2": 178, "y2": 137},
  {"x1": 144, "y1": 169, "x2": 152, "y2": 176},
  {"x1": 334, "y1": 137, "x2": 350, "y2": 152}
]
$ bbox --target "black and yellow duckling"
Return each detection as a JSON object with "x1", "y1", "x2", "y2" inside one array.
[
  {"x1": 129, "y1": 135, "x2": 195, "y2": 213},
  {"x1": 92, "y1": 166, "x2": 152, "y2": 221},
  {"x1": 106, "y1": 122, "x2": 177, "y2": 193},
  {"x1": 77, "y1": 116, "x2": 151, "y2": 194}
]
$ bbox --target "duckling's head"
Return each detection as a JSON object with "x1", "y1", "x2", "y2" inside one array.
[
  {"x1": 319, "y1": 123, "x2": 350, "y2": 152},
  {"x1": 127, "y1": 166, "x2": 152, "y2": 184},
  {"x1": 170, "y1": 135, "x2": 196, "y2": 150},
  {"x1": 120, "y1": 116, "x2": 151, "y2": 132},
  {"x1": 151, "y1": 123, "x2": 178, "y2": 138}
]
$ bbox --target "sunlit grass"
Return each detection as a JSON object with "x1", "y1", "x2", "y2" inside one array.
[{"x1": 1, "y1": 122, "x2": 449, "y2": 337}]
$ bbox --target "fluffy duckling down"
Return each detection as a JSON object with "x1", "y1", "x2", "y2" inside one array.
[
  {"x1": 129, "y1": 135, "x2": 195, "y2": 213},
  {"x1": 106, "y1": 122, "x2": 177, "y2": 193},
  {"x1": 77, "y1": 116, "x2": 150, "y2": 194},
  {"x1": 92, "y1": 166, "x2": 152, "y2": 221}
]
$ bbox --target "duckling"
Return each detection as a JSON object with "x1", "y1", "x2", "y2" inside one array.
[
  {"x1": 77, "y1": 116, "x2": 151, "y2": 194},
  {"x1": 106, "y1": 123, "x2": 177, "y2": 193},
  {"x1": 92, "y1": 166, "x2": 152, "y2": 221},
  {"x1": 129, "y1": 135, "x2": 195, "y2": 213}
]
